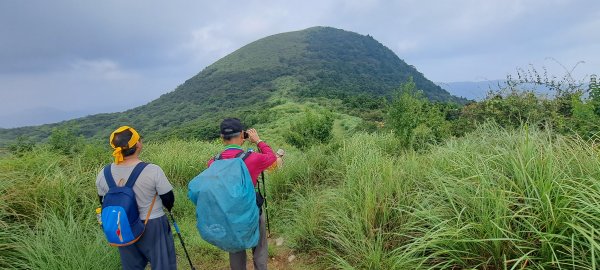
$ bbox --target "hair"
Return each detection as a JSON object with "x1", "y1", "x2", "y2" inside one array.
[
  {"x1": 222, "y1": 132, "x2": 241, "y2": 141},
  {"x1": 112, "y1": 130, "x2": 138, "y2": 157}
]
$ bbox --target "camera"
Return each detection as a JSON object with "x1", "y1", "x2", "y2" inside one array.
[{"x1": 243, "y1": 131, "x2": 249, "y2": 139}]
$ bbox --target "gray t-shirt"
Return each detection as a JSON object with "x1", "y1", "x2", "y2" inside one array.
[{"x1": 96, "y1": 163, "x2": 173, "y2": 220}]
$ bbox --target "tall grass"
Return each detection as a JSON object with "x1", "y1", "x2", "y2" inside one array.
[
  {"x1": 0, "y1": 139, "x2": 229, "y2": 269},
  {"x1": 2, "y1": 126, "x2": 598, "y2": 269},
  {"x1": 0, "y1": 177, "x2": 26, "y2": 269},
  {"x1": 18, "y1": 208, "x2": 120, "y2": 270},
  {"x1": 278, "y1": 125, "x2": 600, "y2": 269},
  {"x1": 143, "y1": 139, "x2": 222, "y2": 186},
  {"x1": 0, "y1": 143, "x2": 117, "y2": 269}
]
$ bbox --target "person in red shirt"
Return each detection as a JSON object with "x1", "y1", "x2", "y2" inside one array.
[{"x1": 207, "y1": 118, "x2": 276, "y2": 270}]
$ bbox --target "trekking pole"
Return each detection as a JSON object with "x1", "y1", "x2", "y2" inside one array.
[
  {"x1": 254, "y1": 144, "x2": 272, "y2": 236},
  {"x1": 260, "y1": 171, "x2": 271, "y2": 236},
  {"x1": 167, "y1": 210, "x2": 196, "y2": 270}
]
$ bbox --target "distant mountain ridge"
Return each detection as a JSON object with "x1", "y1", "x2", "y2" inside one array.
[
  {"x1": 0, "y1": 108, "x2": 85, "y2": 129},
  {"x1": 439, "y1": 80, "x2": 556, "y2": 101},
  {"x1": 438, "y1": 80, "x2": 505, "y2": 100},
  {"x1": 0, "y1": 26, "x2": 464, "y2": 144}
]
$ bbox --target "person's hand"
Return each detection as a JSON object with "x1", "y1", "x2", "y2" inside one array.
[{"x1": 246, "y1": 128, "x2": 261, "y2": 144}]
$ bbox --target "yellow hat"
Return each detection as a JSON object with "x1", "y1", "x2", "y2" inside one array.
[{"x1": 109, "y1": 126, "x2": 140, "y2": 164}]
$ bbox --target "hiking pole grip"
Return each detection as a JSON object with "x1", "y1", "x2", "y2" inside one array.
[{"x1": 168, "y1": 210, "x2": 196, "y2": 270}]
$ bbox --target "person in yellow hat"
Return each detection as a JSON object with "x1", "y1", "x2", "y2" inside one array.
[{"x1": 95, "y1": 126, "x2": 177, "y2": 270}]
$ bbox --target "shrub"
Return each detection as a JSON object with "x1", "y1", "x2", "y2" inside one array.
[
  {"x1": 285, "y1": 109, "x2": 334, "y2": 149},
  {"x1": 8, "y1": 136, "x2": 35, "y2": 156},
  {"x1": 387, "y1": 78, "x2": 451, "y2": 149},
  {"x1": 48, "y1": 126, "x2": 84, "y2": 155}
]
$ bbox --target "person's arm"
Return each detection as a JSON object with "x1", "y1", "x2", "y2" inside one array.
[
  {"x1": 96, "y1": 171, "x2": 108, "y2": 206},
  {"x1": 256, "y1": 141, "x2": 277, "y2": 170},
  {"x1": 153, "y1": 165, "x2": 175, "y2": 211},
  {"x1": 246, "y1": 129, "x2": 277, "y2": 171},
  {"x1": 159, "y1": 190, "x2": 175, "y2": 211}
]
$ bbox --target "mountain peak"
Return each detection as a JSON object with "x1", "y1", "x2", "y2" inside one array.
[{"x1": 0, "y1": 26, "x2": 463, "y2": 144}]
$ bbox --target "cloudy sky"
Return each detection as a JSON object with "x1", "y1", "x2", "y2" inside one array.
[{"x1": 1, "y1": 0, "x2": 599, "y2": 128}]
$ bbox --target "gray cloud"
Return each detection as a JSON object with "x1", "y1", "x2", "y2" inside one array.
[{"x1": 1, "y1": 0, "x2": 599, "y2": 127}]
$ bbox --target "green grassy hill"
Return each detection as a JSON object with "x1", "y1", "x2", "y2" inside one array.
[{"x1": 0, "y1": 26, "x2": 464, "y2": 145}]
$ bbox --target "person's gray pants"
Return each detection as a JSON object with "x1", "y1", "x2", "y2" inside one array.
[
  {"x1": 229, "y1": 213, "x2": 267, "y2": 270},
  {"x1": 118, "y1": 215, "x2": 177, "y2": 270}
]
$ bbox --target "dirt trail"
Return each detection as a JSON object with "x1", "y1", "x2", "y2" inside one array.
[{"x1": 207, "y1": 238, "x2": 318, "y2": 270}]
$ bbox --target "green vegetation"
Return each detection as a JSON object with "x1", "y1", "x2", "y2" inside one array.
[
  {"x1": 454, "y1": 86, "x2": 600, "y2": 140},
  {"x1": 0, "y1": 27, "x2": 464, "y2": 145},
  {"x1": 7, "y1": 136, "x2": 34, "y2": 156},
  {"x1": 2, "y1": 119, "x2": 598, "y2": 269},
  {"x1": 274, "y1": 125, "x2": 600, "y2": 269},
  {"x1": 285, "y1": 109, "x2": 334, "y2": 149},
  {"x1": 386, "y1": 78, "x2": 451, "y2": 149},
  {"x1": 381, "y1": 72, "x2": 600, "y2": 148}
]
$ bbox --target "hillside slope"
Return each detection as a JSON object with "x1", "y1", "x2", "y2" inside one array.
[{"x1": 0, "y1": 26, "x2": 463, "y2": 144}]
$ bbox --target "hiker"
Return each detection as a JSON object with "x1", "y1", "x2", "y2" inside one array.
[
  {"x1": 206, "y1": 118, "x2": 277, "y2": 270},
  {"x1": 96, "y1": 126, "x2": 177, "y2": 270}
]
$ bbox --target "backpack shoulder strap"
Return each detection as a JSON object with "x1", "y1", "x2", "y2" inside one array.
[
  {"x1": 103, "y1": 164, "x2": 117, "y2": 189},
  {"x1": 125, "y1": 162, "x2": 149, "y2": 188},
  {"x1": 235, "y1": 150, "x2": 252, "y2": 161},
  {"x1": 144, "y1": 194, "x2": 157, "y2": 224},
  {"x1": 215, "y1": 150, "x2": 251, "y2": 161}
]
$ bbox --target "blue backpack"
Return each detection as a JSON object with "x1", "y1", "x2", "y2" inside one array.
[
  {"x1": 101, "y1": 162, "x2": 156, "y2": 246},
  {"x1": 188, "y1": 151, "x2": 260, "y2": 253}
]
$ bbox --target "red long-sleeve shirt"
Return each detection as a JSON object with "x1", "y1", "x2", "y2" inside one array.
[{"x1": 207, "y1": 141, "x2": 277, "y2": 186}]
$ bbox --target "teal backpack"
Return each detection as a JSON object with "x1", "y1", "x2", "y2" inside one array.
[{"x1": 188, "y1": 151, "x2": 259, "y2": 252}]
